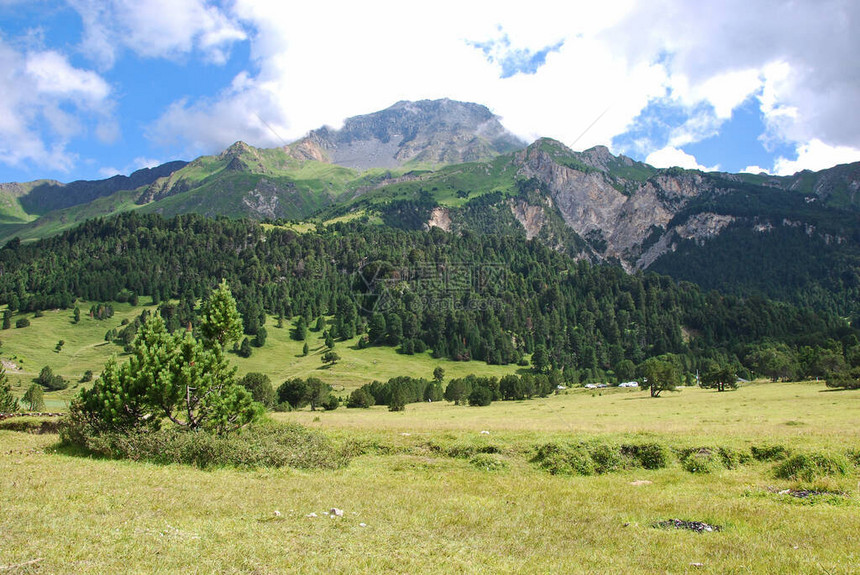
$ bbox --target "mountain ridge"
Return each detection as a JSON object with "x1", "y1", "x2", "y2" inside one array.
[{"x1": 1, "y1": 99, "x2": 859, "y2": 318}]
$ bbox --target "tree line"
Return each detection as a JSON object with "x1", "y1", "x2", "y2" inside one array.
[{"x1": 0, "y1": 212, "x2": 856, "y2": 384}]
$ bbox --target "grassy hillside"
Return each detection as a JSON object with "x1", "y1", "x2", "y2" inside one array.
[
  {"x1": 0, "y1": 190, "x2": 143, "y2": 244},
  {"x1": 0, "y1": 303, "x2": 523, "y2": 410},
  {"x1": 1, "y1": 381, "x2": 858, "y2": 573}
]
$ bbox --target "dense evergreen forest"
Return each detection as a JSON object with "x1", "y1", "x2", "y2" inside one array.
[{"x1": 0, "y1": 212, "x2": 855, "y2": 383}]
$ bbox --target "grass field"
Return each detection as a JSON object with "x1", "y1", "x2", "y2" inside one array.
[{"x1": 1, "y1": 380, "x2": 859, "y2": 573}]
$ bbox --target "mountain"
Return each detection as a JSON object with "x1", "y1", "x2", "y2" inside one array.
[
  {"x1": 2, "y1": 98, "x2": 860, "y2": 319},
  {"x1": 288, "y1": 99, "x2": 526, "y2": 169},
  {"x1": 0, "y1": 161, "x2": 187, "y2": 217},
  {"x1": 314, "y1": 136, "x2": 860, "y2": 316}
]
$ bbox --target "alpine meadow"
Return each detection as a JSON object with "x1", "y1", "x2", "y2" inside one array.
[{"x1": 2, "y1": 90, "x2": 860, "y2": 574}]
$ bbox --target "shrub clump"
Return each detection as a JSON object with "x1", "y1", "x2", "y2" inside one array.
[
  {"x1": 774, "y1": 451, "x2": 851, "y2": 482},
  {"x1": 61, "y1": 422, "x2": 348, "y2": 470},
  {"x1": 717, "y1": 446, "x2": 751, "y2": 469},
  {"x1": 680, "y1": 448, "x2": 721, "y2": 474},
  {"x1": 588, "y1": 441, "x2": 626, "y2": 474},
  {"x1": 469, "y1": 453, "x2": 508, "y2": 472},
  {"x1": 532, "y1": 442, "x2": 595, "y2": 476},
  {"x1": 751, "y1": 444, "x2": 791, "y2": 462},
  {"x1": 620, "y1": 442, "x2": 670, "y2": 470}
]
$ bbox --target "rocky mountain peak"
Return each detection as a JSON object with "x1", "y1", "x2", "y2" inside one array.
[{"x1": 288, "y1": 99, "x2": 526, "y2": 170}]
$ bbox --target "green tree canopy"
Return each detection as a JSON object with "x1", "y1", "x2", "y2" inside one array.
[
  {"x1": 700, "y1": 362, "x2": 737, "y2": 392},
  {"x1": 199, "y1": 279, "x2": 243, "y2": 349},
  {"x1": 639, "y1": 356, "x2": 681, "y2": 398},
  {"x1": 69, "y1": 284, "x2": 262, "y2": 436},
  {"x1": 22, "y1": 383, "x2": 45, "y2": 411},
  {"x1": 0, "y1": 366, "x2": 19, "y2": 412},
  {"x1": 238, "y1": 372, "x2": 275, "y2": 408}
]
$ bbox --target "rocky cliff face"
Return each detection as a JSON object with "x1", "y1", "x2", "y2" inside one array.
[
  {"x1": 289, "y1": 99, "x2": 526, "y2": 170},
  {"x1": 512, "y1": 139, "x2": 710, "y2": 269}
]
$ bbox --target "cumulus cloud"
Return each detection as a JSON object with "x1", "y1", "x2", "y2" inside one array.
[
  {"x1": 68, "y1": 0, "x2": 246, "y2": 68},
  {"x1": 646, "y1": 146, "x2": 719, "y2": 172},
  {"x1": 772, "y1": 139, "x2": 860, "y2": 176},
  {"x1": 607, "y1": 0, "x2": 860, "y2": 169},
  {"x1": 9, "y1": 0, "x2": 860, "y2": 176},
  {"x1": 0, "y1": 38, "x2": 114, "y2": 172},
  {"x1": 142, "y1": 0, "x2": 860, "y2": 175},
  {"x1": 147, "y1": 0, "x2": 668, "y2": 157},
  {"x1": 25, "y1": 50, "x2": 110, "y2": 102}
]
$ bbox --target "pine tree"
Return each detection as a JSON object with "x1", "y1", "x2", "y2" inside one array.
[
  {"x1": 70, "y1": 285, "x2": 262, "y2": 436},
  {"x1": 22, "y1": 383, "x2": 44, "y2": 411},
  {"x1": 199, "y1": 279, "x2": 243, "y2": 349},
  {"x1": 0, "y1": 366, "x2": 19, "y2": 412},
  {"x1": 292, "y1": 316, "x2": 307, "y2": 341}
]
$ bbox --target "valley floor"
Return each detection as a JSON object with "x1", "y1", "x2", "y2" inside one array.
[{"x1": 2, "y1": 382, "x2": 859, "y2": 574}]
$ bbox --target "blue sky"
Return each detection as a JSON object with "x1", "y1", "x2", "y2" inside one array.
[{"x1": 1, "y1": 0, "x2": 859, "y2": 184}]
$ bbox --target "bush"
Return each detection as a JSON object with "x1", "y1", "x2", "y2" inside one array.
[
  {"x1": 347, "y1": 388, "x2": 375, "y2": 408},
  {"x1": 774, "y1": 451, "x2": 851, "y2": 482},
  {"x1": 238, "y1": 372, "x2": 275, "y2": 408},
  {"x1": 718, "y1": 446, "x2": 750, "y2": 469},
  {"x1": 277, "y1": 378, "x2": 308, "y2": 409},
  {"x1": 532, "y1": 442, "x2": 595, "y2": 476},
  {"x1": 22, "y1": 384, "x2": 45, "y2": 411},
  {"x1": 588, "y1": 442, "x2": 626, "y2": 474},
  {"x1": 469, "y1": 453, "x2": 508, "y2": 472},
  {"x1": 468, "y1": 386, "x2": 493, "y2": 407},
  {"x1": 621, "y1": 442, "x2": 670, "y2": 470},
  {"x1": 751, "y1": 444, "x2": 791, "y2": 462},
  {"x1": 321, "y1": 395, "x2": 339, "y2": 411},
  {"x1": 237, "y1": 337, "x2": 252, "y2": 358},
  {"x1": 15, "y1": 318, "x2": 30, "y2": 328},
  {"x1": 59, "y1": 421, "x2": 349, "y2": 470},
  {"x1": 36, "y1": 365, "x2": 68, "y2": 391},
  {"x1": 680, "y1": 448, "x2": 721, "y2": 474}
]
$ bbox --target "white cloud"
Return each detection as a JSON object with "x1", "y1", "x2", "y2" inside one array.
[
  {"x1": 98, "y1": 156, "x2": 163, "y2": 179},
  {"x1": 25, "y1": 51, "x2": 111, "y2": 102},
  {"x1": 0, "y1": 38, "x2": 114, "y2": 173},
  {"x1": 98, "y1": 166, "x2": 121, "y2": 178},
  {"x1": 773, "y1": 139, "x2": 860, "y2": 176},
  {"x1": 9, "y1": 0, "x2": 860, "y2": 176},
  {"x1": 147, "y1": 0, "x2": 670, "y2": 157},
  {"x1": 69, "y1": 0, "x2": 246, "y2": 68},
  {"x1": 608, "y1": 0, "x2": 860, "y2": 167},
  {"x1": 145, "y1": 0, "x2": 860, "y2": 175},
  {"x1": 132, "y1": 157, "x2": 162, "y2": 170},
  {"x1": 646, "y1": 146, "x2": 718, "y2": 171}
]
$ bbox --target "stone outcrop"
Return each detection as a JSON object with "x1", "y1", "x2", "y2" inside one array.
[{"x1": 513, "y1": 139, "x2": 712, "y2": 269}]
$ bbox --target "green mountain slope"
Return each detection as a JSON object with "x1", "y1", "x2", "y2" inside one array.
[{"x1": 2, "y1": 100, "x2": 860, "y2": 321}]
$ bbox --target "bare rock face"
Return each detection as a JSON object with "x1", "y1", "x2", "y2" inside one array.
[
  {"x1": 510, "y1": 199, "x2": 546, "y2": 240},
  {"x1": 290, "y1": 99, "x2": 526, "y2": 170},
  {"x1": 426, "y1": 207, "x2": 452, "y2": 232},
  {"x1": 242, "y1": 179, "x2": 285, "y2": 220},
  {"x1": 512, "y1": 139, "x2": 719, "y2": 269}
]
